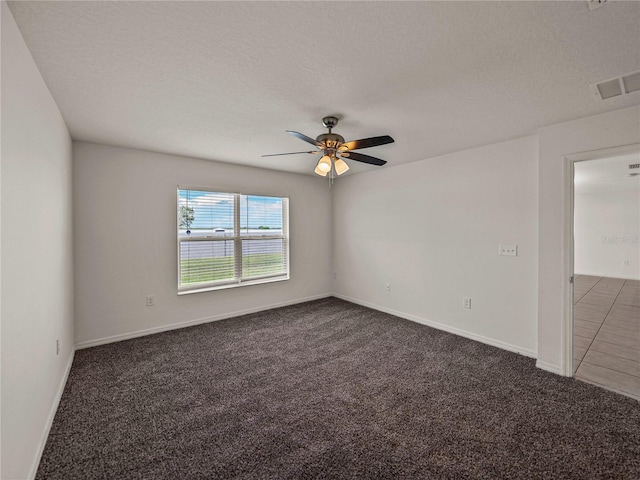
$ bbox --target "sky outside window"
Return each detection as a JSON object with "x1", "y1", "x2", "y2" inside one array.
[{"x1": 178, "y1": 190, "x2": 283, "y2": 231}]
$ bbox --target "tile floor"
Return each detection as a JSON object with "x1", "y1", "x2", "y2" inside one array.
[{"x1": 573, "y1": 275, "x2": 640, "y2": 400}]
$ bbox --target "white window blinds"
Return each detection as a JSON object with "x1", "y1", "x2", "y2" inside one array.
[{"x1": 178, "y1": 188, "x2": 289, "y2": 293}]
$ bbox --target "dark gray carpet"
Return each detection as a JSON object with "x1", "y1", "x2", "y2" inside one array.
[{"x1": 37, "y1": 297, "x2": 640, "y2": 479}]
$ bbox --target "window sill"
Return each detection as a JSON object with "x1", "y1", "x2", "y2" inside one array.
[{"x1": 178, "y1": 274, "x2": 289, "y2": 295}]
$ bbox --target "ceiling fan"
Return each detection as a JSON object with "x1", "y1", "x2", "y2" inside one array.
[{"x1": 262, "y1": 116, "x2": 394, "y2": 177}]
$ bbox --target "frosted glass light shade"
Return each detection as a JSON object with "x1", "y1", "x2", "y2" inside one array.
[
  {"x1": 317, "y1": 155, "x2": 332, "y2": 173},
  {"x1": 314, "y1": 163, "x2": 328, "y2": 176},
  {"x1": 334, "y1": 158, "x2": 350, "y2": 175}
]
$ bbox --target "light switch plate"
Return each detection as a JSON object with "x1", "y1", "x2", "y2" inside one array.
[{"x1": 499, "y1": 244, "x2": 517, "y2": 256}]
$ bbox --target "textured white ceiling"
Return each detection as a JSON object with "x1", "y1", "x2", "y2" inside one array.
[{"x1": 7, "y1": 1, "x2": 640, "y2": 176}]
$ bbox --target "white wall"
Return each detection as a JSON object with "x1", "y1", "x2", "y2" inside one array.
[
  {"x1": 575, "y1": 190, "x2": 640, "y2": 280},
  {"x1": 537, "y1": 106, "x2": 640, "y2": 375},
  {"x1": 73, "y1": 142, "x2": 332, "y2": 346},
  {"x1": 332, "y1": 136, "x2": 539, "y2": 356},
  {"x1": 1, "y1": 3, "x2": 74, "y2": 478}
]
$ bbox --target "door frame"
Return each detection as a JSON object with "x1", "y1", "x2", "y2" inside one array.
[{"x1": 563, "y1": 143, "x2": 640, "y2": 377}]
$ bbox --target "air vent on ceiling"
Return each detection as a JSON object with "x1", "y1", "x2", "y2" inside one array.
[
  {"x1": 588, "y1": 0, "x2": 613, "y2": 11},
  {"x1": 590, "y1": 70, "x2": 640, "y2": 100},
  {"x1": 629, "y1": 164, "x2": 640, "y2": 170}
]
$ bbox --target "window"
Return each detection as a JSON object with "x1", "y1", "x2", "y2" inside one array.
[{"x1": 177, "y1": 187, "x2": 289, "y2": 294}]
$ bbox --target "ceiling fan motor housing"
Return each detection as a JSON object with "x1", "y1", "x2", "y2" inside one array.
[{"x1": 316, "y1": 133, "x2": 345, "y2": 149}]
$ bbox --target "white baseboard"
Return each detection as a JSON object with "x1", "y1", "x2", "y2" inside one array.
[
  {"x1": 334, "y1": 293, "x2": 538, "y2": 359},
  {"x1": 27, "y1": 348, "x2": 76, "y2": 480},
  {"x1": 575, "y1": 272, "x2": 640, "y2": 281},
  {"x1": 535, "y1": 359, "x2": 564, "y2": 376},
  {"x1": 75, "y1": 293, "x2": 332, "y2": 350}
]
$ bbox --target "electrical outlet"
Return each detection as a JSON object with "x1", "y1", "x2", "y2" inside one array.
[
  {"x1": 463, "y1": 298, "x2": 472, "y2": 309},
  {"x1": 385, "y1": 283, "x2": 391, "y2": 292},
  {"x1": 56, "y1": 339, "x2": 60, "y2": 355},
  {"x1": 146, "y1": 295, "x2": 155, "y2": 307},
  {"x1": 499, "y1": 244, "x2": 518, "y2": 257},
  {"x1": 624, "y1": 260, "x2": 630, "y2": 266},
  {"x1": 333, "y1": 272, "x2": 337, "y2": 280}
]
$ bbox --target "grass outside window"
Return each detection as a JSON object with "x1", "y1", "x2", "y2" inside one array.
[{"x1": 180, "y1": 253, "x2": 286, "y2": 286}]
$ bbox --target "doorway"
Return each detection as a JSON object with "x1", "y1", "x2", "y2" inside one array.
[{"x1": 570, "y1": 146, "x2": 640, "y2": 399}]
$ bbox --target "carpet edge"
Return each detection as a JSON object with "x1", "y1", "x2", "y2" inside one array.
[
  {"x1": 536, "y1": 359, "x2": 565, "y2": 376},
  {"x1": 334, "y1": 293, "x2": 538, "y2": 359},
  {"x1": 74, "y1": 293, "x2": 333, "y2": 350}
]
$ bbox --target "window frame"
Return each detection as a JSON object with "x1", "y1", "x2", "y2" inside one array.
[{"x1": 177, "y1": 186, "x2": 290, "y2": 295}]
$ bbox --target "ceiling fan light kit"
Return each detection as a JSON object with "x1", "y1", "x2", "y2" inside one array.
[
  {"x1": 314, "y1": 155, "x2": 332, "y2": 176},
  {"x1": 262, "y1": 116, "x2": 394, "y2": 179},
  {"x1": 317, "y1": 155, "x2": 332, "y2": 172},
  {"x1": 314, "y1": 164, "x2": 328, "y2": 177},
  {"x1": 334, "y1": 158, "x2": 350, "y2": 175}
]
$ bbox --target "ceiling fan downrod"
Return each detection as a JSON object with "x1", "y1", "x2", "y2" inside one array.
[{"x1": 317, "y1": 116, "x2": 344, "y2": 149}]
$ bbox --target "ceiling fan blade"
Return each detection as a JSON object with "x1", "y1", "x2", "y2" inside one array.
[
  {"x1": 286, "y1": 131, "x2": 321, "y2": 147},
  {"x1": 261, "y1": 151, "x2": 319, "y2": 157},
  {"x1": 341, "y1": 135, "x2": 394, "y2": 151},
  {"x1": 345, "y1": 151, "x2": 387, "y2": 166}
]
